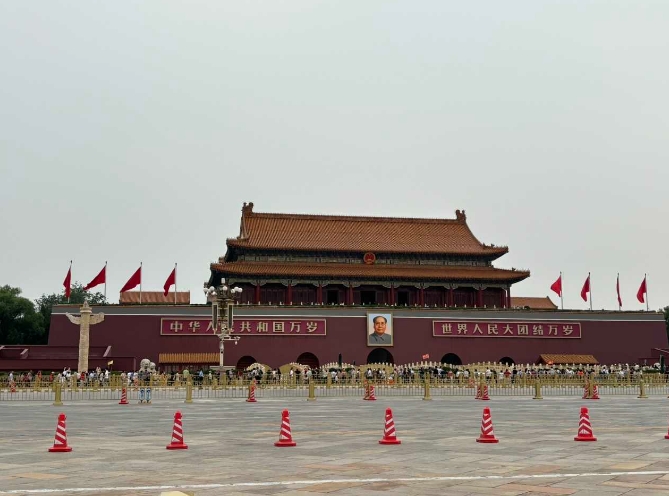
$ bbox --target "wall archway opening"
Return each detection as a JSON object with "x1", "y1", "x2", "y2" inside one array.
[
  {"x1": 366, "y1": 348, "x2": 394, "y2": 364},
  {"x1": 441, "y1": 353, "x2": 462, "y2": 366},
  {"x1": 296, "y1": 352, "x2": 319, "y2": 369},
  {"x1": 236, "y1": 355, "x2": 257, "y2": 370},
  {"x1": 499, "y1": 356, "x2": 515, "y2": 366}
]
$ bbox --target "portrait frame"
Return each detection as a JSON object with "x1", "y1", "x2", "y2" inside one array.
[{"x1": 367, "y1": 312, "x2": 393, "y2": 347}]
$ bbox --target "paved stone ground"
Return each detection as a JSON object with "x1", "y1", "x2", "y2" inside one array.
[{"x1": 2, "y1": 396, "x2": 669, "y2": 495}]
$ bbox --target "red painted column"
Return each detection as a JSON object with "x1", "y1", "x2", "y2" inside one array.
[
  {"x1": 255, "y1": 284, "x2": 261, "y2": 304},
  {"x1": 419, "y1": 287, "x2": 425, "y2": 307},
  {"x1": 287, "y1": 284, "x2": 292, "y2": 305},
  {"x1": 317, "y1": 284, "x2": 323, "y2": 305},
  {"x1": 348, "y1": 286, "x2": 354, "y2": 305},
  {"x1": 448, "y1": 288, "x2": 454, "y2": 307},
  {"x1": 389, "y1": 284, "x2": 395, "y2": 306},
  {"x1": 476, "y1": 288, "x2": 483, "y2": 308},
  {"x1": 506, "y1": 286, "x2": 511, "y2": 308},
  {"x1": 501, "y1": 289, "x2": 507, "y2": 308}
]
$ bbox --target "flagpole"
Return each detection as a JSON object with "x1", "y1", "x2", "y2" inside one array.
[
  {"x1": 589, "y1": 272, "x2": 592, "y2": 311},
  {"x1": 68, "y1": 260, "x2": 72, "y2": 303},
  {"x1": 104, "y1": 261, "x2": 108, "y2": 300},
  {"x1": 560, "y1": 271, "x2": 563, "y2": 310},
  {"x1": 645, "y1": 273, "x2": 649, "y2": 311},
  {"x1": 140, "y1": 262, "x2": 143, "y2": 304},
  {"x1": 617, "y1": 273, "x2": 621, "y2": 311},
  {"x1": 174, "y1": 263, "x2": 177, "y2": 305}
]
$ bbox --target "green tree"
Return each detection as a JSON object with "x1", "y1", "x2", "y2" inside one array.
[
  {"x1": 0, "y1": 285, "x2": 46, "y2": 344},
  {"x1": 35, "y1": 282, "x2": 107, "y2": 338}
]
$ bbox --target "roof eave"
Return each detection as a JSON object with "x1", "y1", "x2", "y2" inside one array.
[
  {"x1": 210, "y1": 263, "x2": 530, "y2": 284},
  {"x1": 225, "y1": 239, "x2": 509, "y2": 257}
]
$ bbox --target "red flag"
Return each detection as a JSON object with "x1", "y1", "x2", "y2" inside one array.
[
  {"x1": 637, "y1": 276, "x2": 647, "y2": 303},
  {"x1": 120, "y1": 266, "x2": 142, "y2": 293},
  {"x1": 84, "y1": 265, "x2": 106, "y2": 291},
  {"x1": 616, "y1": 274, "x2": 622, "y2": 308},
  {"x1": 63, "y1": 265, "x2": 72, "y2": 299},
  {"x1": 550, "y1": 275, "x2": 562, "y2": 297},
  {"x1": 163, "y1": 268, "x2": 176, "y2": 296},
  {"x1": 580, "y1": 274, "x2": 590, "y2": 302}
]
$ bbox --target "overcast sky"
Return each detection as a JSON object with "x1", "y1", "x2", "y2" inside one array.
[{"x1": 1, "y1": 2, "x2": 667, "y2": 312}]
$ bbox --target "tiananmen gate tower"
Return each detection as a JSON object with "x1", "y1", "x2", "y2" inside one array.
[{"x1": 210, "y1": 202, "x2": 529, "y2": 309}]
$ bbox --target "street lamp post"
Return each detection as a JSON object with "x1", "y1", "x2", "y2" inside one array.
[{"x1": 204, "y1": 279, "x2": 243, "y2": 377}]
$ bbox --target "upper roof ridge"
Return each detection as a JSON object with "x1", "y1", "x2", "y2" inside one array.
[{"x1": 246, "y1": 208, "x2": 468, "y2": 225}]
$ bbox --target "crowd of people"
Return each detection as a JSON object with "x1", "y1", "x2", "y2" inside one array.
[
  {"x1": 3, "y1": 361, "x2": 663, "y2": 388},
  {"x1": 316, "y1": 362, "x2": 658, "y2": 384}
]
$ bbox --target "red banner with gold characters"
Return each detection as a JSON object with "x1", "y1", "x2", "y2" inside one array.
[
  {"x1": 432, "y1": 320, "x2": 581, "y2": 338},
  {"x1": 161, "y1": 318, "x2": 326, "y2": 336}
]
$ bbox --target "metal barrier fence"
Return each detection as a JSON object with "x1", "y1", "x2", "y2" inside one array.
[
  {"x1": 1, "y1": 377, "x2": 668, "y2": 402},
  {"x1": 2, "y1": 374, "x2": 668, "y2": 390}
]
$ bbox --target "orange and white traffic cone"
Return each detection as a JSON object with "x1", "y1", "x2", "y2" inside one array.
[
  {"x1": 166, "y1": 411, "x2": 188, "y2": 450},
  {"x1": 274, "y1": 409, "x2": 297, "y2": 447},
  {"x1": 582, "y1": 382, "x2": 589, "y2": 399},
  {"x1": 479, "y1": 384, "x2": 490, "y2": 401},
  {"x1": 574, "y1": 407, "x2": 597, "y2": 441},
  {"x1": 246, "y1": 382, "x2": 257, "y2": 403},
  {"x1": 48, "y1": 413, "x2": 72, "y2": 452},
  {"x1": 475, "y1": 383, "x2": 481, "y2": 400},
  {"x1": 119, "y1": 387, "x2": 129, "y2": 405},
  {"x1": 590, "y1": 385, "x2": 600, "y2": 400},
  {"x1": 363, "y1": 382, "x2": 370, "y2": 400},
  {"x1": 366, "y1": 384, "x2": 377, "y2": 401},
  {"x1": 379, "y1": 407, "x2": 401, "y2": 445},
  {"x1": 476, "y1": 407, "x2": 499, "y2": 443}
]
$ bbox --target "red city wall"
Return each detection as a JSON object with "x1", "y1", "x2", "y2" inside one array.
[{"x1": 45, "y1": 310, "x2": 668, "y2": 369}]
